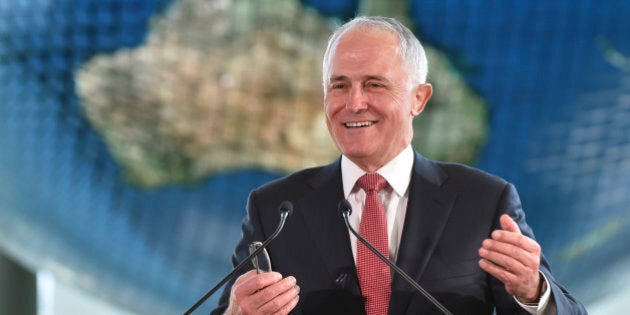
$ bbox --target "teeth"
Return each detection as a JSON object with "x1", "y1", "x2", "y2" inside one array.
[{"x1": 345, "y1": 121, "x2": 373, "y2": 128}]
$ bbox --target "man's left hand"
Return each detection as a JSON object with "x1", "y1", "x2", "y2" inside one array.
[{"x1": 478, "y1": 214, "x2": 543, "y2": 303}]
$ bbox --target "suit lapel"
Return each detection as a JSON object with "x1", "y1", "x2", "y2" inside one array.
[
  {"x1": 392, "y1": 152, "x2": 456, "y2": 293},
  {"x1": 296, "y1": 158, "x2": 361, "y2": 294}
]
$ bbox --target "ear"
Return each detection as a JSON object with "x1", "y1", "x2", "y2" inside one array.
[{"x1": 410, "y1": 83, "x2": 433, "y2": 116}]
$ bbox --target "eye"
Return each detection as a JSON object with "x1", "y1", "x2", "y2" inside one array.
[
  {"x1": 366, "y1": 81, "x2": 384, "y2": 89},
  {"x1": 330, "y1": 82, "x2": 346, "y2": 90}
]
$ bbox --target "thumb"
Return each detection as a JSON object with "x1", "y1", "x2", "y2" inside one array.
[{"x1": 500, "y1": 214, "x2": 521, "y2": 234}]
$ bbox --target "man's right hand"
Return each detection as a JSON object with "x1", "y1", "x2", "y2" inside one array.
[{"x1": 225, "y1": 270, "x2": 300, "y2": 315}]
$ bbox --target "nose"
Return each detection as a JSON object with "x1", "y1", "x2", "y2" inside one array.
[{"x1": 346, "y1": 86, "x2": 368, "y2": 113}]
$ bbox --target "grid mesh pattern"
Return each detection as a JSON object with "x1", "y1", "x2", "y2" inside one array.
[{"x1": 1, "y1": 0, "x2": 629, "y2": 313}]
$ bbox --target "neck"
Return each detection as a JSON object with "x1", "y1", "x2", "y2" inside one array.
[{"x1": 350, "y1": 147, "x2": 410, "y2": 173}]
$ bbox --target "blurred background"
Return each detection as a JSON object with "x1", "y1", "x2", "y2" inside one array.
[{"x1": 1, "y1": 0, "x2": 629, "y2": 314}]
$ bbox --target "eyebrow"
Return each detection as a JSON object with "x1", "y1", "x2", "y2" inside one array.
[
  {"x1": 329, "y1": 75, "x2": 348, "y2": 83},
  {"x1": 328, "y1": 75, "x2": 389, "y2": 83}
]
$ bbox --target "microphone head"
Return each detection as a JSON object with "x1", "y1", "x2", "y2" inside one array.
[
  {"x1": 338, "y1": 199, "x2": 352, "y2": 217},
  {"x1": 278, "y1": 200, "x2": 294, "y2": 216}
]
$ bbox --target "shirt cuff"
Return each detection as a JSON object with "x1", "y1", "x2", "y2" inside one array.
[{"x1": 514, "y1": 271, "x2": 554, "y2": 315}]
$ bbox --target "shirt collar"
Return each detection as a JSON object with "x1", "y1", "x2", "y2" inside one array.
[{"x1": 341, "y1": 145, "x2": 414, "y2": 198}]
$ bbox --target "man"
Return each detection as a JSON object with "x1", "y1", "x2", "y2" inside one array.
[{"x1": 212, "y1": 16, "x2": 586, "y2": 314}]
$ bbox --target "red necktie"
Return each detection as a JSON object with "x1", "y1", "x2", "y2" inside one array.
[{"x1": 356, "y1": 173, "x2": 391, "y2": 315}]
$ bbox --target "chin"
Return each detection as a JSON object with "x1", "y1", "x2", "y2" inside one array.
[{"x1": 340, "y1": 147, "x2": 376, "y2": 161}]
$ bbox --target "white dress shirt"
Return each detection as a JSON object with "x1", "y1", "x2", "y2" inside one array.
[{"x1": 341, "y1": 145, "x2": 414, "y2": 263}]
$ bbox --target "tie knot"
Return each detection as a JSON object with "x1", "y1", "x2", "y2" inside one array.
[{"x1": 357, "y1": 173, "x2": 388, "y2": 193}]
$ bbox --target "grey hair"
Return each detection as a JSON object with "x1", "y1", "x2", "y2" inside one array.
[{"x1": 322, "y1": 16, "x2": 429, "y2": 93}]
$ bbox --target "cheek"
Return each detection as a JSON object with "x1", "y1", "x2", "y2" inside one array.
[
  {"x1": 324, "y1": 111, "x2": 333, "y2": 132},
  {"x1": 323, "y1": 103, "x2": 337, "y2": 131},
  {"x1": 324, "y1": 98, "x2": 343, "y2": 119},
  {"x1": 323, "y1": 102, "x2": 333, "y2": 121}
]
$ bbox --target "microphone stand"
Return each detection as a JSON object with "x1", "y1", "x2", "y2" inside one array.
[
  {"x1": 339, "y1": 200, "x2": 452, "y2": 315},
  {"x1": 184, "y1": 201, "x2": 293, "y2": 314}
]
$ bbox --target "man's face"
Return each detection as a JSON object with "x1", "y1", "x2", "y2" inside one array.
[{"x1": 324, "y1": 28, "x2": 432, "y2": 172}]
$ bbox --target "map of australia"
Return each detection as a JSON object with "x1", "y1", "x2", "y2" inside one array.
[{"x1": 76, "y1": 0, "x2": 487, "y2": 188}]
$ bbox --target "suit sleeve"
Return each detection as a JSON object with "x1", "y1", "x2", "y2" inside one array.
[{"x1": 493, "y1": 183, "x2": 587, "y2": 315}]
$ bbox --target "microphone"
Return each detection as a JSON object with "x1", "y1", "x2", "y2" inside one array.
[
  {"x1": 338, "y1": 199, "x2": 452, "y2": 315},
  {"x1": 184, "y1": 200, "x2": 294, "y2": 314}
]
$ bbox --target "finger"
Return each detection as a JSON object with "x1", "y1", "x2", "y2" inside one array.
[
  {"x1": 272, "y1": 295, "x2": 300, "y2": 315},
  {"x1": 252, "y1": 276, "x2": 298, "y2": 312},
  {"x1": 490, "y1": 230, "x2": 541, "y2": 254},
  {"x1": 479, "y1": 240, "x2": 541, "y2": 299},
  {"x1": 234, "y1": 271, "x2": 283, "y2": 297},
  {"x1": 479, "y1": 256, "x2": 542, "y2": 301},
  {"x1": 500, "y1": 214, "x2": 521, "y2": 234},
  {"x1": 259, "y1": 281, "x2": 300, "y2": 314},
  {"x1": 478, "y1": 243, "x2": 527, "y2": 276},
  {"x1": 479, "y1": 241, "x2": 540, "y2": 283},
  {"x1": 481, "y1": 236, "x2": 540, "y2": 268},
  {"x1": 478, "y1": 259, "x2": 518, "y2": 294},
  {"x1": 231, "y1": 269, "x2": 260, "y2": 296},
  {"x1": 233, "y1": 269, "x2": 259, "y2": 286}
]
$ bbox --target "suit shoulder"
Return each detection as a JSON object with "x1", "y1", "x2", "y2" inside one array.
[
  {"x1": 434, "y1": 160, "x2": 509, "y2": 188},
  {"x1": 254, "y1": 165, "x2": 329, "y2": 195}
]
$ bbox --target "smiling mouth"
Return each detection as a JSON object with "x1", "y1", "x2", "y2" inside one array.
[{"x1": 344, "y1": 121, "x2": 375, "y2": 128}]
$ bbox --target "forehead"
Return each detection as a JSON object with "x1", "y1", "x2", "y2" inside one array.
[
  {"x1": 330, "y1": 27, "x2": 403, "y2": 75},
  {"x1": 336, "y1": 27, "x2": 400, "y2": 55}
]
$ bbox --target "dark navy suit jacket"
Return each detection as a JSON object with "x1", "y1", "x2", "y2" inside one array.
[{"x1": 212, "y1": 152, "x2": 586, "y2": 314}]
